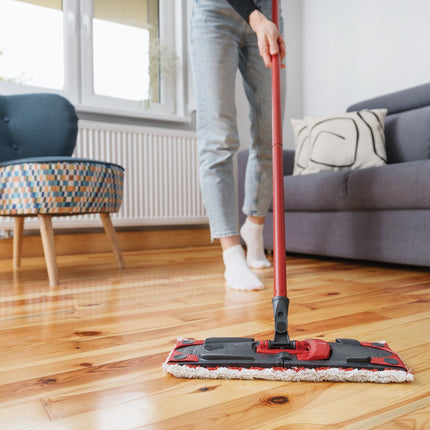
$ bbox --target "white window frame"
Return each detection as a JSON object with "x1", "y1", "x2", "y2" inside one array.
[{"x1": 0, "y1": 0, "x2": 190, "y2": 123}]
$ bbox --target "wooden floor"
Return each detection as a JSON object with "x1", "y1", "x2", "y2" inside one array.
[{"x1": 0, "y1": 245, "x2": 429, "y2": 429}]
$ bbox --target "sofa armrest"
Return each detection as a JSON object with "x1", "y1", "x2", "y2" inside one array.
[{"x1": 283, "y1": 149, "x2": 295, "y2": 176}]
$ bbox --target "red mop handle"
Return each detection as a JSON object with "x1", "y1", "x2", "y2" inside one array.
[{"x1": 271, "y1": 0, "x2": 287, "y2": 298}]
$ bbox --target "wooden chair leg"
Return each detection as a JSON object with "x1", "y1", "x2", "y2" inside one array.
[
  {"x1": 13, "y1": 217, "x2": 25, "y2": 268},
  {"x1": 99, "y1": 213, "x2": 125, "y2": 269},
  {"x1": 38, "y1": 214, "x2": 59, "y2": 287}
]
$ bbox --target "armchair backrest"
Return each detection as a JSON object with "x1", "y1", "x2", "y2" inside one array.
[{"x1": 0, "y1": 93, "x2": 78, "y2": 163}]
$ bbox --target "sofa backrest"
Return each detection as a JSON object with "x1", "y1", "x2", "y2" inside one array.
[{"x1": 347, "y1": 83, "x2": 430, "y2": 163}]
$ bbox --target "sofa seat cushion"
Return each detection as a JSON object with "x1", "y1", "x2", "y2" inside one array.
[
  {"x1": 283, "y1": 160, "x2": 430, "y2": 212},
  {"x1": 346, "y1": 160, "x2": 430, "y2": 210},
  {"x1": 284, "y1": 169, "x2": 349, "y2": 211},
  {"x1": 0, "y1": 157, "x2": 124, "y2": 215}
]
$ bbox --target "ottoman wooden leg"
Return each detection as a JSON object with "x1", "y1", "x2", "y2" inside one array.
[
  {"x1": 38, "y1": 214, "x2": 59, "y2": 287},
  {"x1": 99, "y1": 213, "x2": 125, "y2": 269},
  {"x1": 13, "y1": 217, "x2": 25, "y2": 268}
]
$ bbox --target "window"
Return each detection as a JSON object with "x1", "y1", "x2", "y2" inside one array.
[
  {"x1": 0, "y1": 0, "x2": 64, "y2": 89},
  {"x1": 0, "y1": 0, "x2": 188, "y2": 121},
  {"x1": 92, "y1": 1, "x2": 156, "y2": 102}
]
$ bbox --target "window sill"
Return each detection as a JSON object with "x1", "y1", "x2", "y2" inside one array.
[
  {"x1": 0, "y1": 82, "x2": 193, "y2": 125},
  {"x1": 75, "y1": 103, "x2": 192, "y2": 124}
]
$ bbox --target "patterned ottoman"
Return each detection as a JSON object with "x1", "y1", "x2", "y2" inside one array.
[{"x1": 0, "y1": 158, "x2": 124, "y2": 215}]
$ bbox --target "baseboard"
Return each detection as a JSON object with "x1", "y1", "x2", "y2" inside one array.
[{"x1": 0, "y1": 226, "x2": 214, "y2": 260}]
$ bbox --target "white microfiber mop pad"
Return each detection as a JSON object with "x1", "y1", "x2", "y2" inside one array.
[{"x1": 162, "y1": 362, "x2": 413, "y2": 384}]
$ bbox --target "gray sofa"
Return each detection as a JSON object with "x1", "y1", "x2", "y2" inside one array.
[{"x1": 238, "y1": 83, "x2": 430, "y2": 267}]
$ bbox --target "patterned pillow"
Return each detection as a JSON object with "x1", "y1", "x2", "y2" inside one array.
[{"x1": 291, "y1": 109, "x2": 388, "y2": 175}]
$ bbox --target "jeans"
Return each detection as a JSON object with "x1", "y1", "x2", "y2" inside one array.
[{"x1": 190, "y1": 0, "x2": 282, "y2": 240}]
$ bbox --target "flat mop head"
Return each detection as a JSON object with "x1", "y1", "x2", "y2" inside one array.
[{"x1": 163, "y1": 337, "x2": 413, "y2": 383}]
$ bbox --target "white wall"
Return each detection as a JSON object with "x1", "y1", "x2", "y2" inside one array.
[{"x1": 302, "y1": 0, "x2": 430, "y2": 117}]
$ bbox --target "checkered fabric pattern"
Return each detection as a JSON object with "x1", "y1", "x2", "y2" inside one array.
[{"x1": 0, "y1": 161, "x2": 124, "y2": 215}]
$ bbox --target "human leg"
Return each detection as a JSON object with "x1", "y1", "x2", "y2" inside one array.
[
  {"x1": 237, "y1": 14, "x2": 274, "y2": 269},
  {"x1": 190, "y1": 1, "x2": 241, "y2": 241},
  {"x1": 190, "y1": 1, "x2": 264, "y2": 290}
]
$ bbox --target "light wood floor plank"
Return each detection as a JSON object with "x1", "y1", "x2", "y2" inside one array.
[
  {"x1": 0, "y1": 245, "x2": 429, "y2": 429},
  {"x1": 0, "y1": 400, "x2": 50, "y2": 430}
]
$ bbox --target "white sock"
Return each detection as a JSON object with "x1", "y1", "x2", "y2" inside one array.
[
  {"x1": 240, "y1": 219, "x2": 271, "y2": 269},
  {"x1": 222, "y1": 245, "x2": 264, "y2": 291}
]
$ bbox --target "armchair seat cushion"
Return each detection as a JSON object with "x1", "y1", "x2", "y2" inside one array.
[{"x1": 0, "y1": 157, "x2": 124, "y2": 215}]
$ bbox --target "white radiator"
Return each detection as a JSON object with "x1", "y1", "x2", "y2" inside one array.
[{"x1": 0, "y1": 121, "x2": 207, "y2": 231}]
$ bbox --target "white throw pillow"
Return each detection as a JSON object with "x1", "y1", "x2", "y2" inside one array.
[{"x1": 291, "y1": 109, "x2": 388, "y2": 175}]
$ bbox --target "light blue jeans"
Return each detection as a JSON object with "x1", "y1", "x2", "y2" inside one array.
[{"x1": 190, "y1": 0, "x2": 283, "y2": 240}]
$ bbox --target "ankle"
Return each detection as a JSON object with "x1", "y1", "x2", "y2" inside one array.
[
  {"x1": 246, "y1": 216, "x2": 265, "y2": 226},
  {"x1": 222, "y1": 244, "x2": 245, "y2": 265},
  {"x1": 220, "y1": 235, "x2": 241, "y2": 252}
]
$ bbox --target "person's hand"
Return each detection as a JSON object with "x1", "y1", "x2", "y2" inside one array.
[{"x1": 249, "y1": 10, "x2": 286, "y2": 68}]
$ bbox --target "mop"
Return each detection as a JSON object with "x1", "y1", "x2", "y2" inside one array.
[{"x1": 163, "y1": 0, "x2": 413, "y2": 383}]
